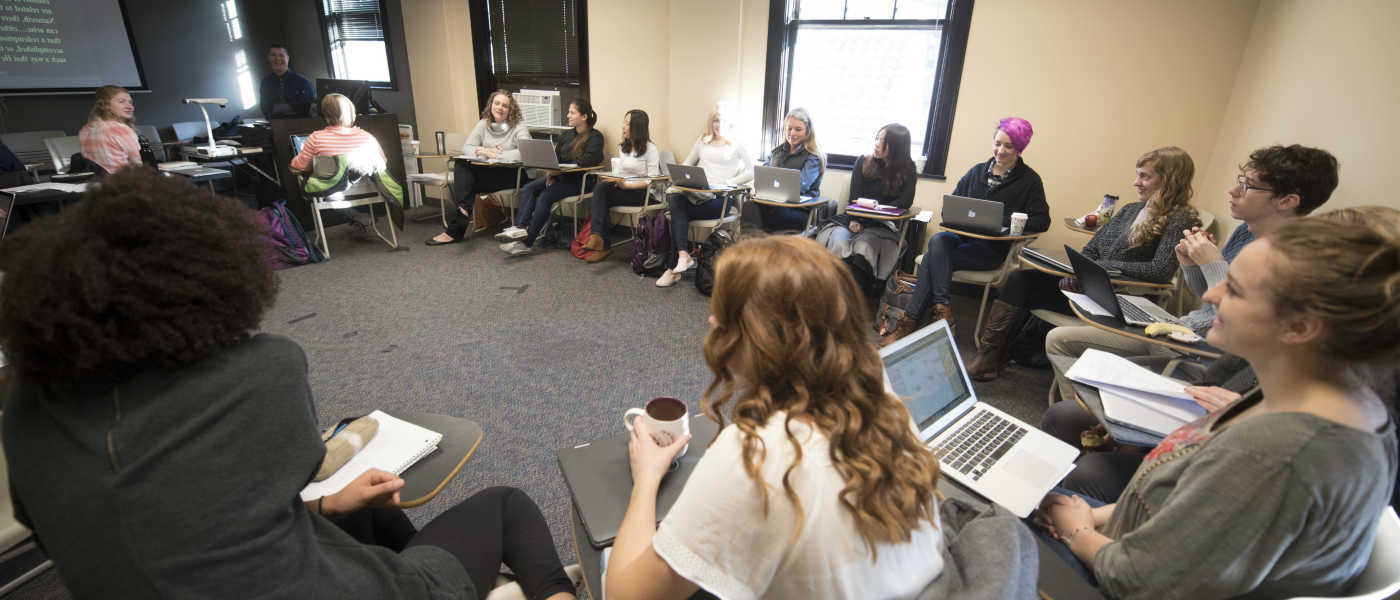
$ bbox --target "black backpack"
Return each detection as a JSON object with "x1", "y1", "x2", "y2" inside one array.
[{"x1": 694, "y1": 228, "x2": 735, "y2": 296}]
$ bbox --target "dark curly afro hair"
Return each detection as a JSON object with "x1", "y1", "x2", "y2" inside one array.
[{"x1": 0, "y1": 169, "x2": 278, "y2": 383}]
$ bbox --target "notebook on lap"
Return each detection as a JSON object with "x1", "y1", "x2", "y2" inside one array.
[
  {"x1": 880, "y1": 320, "x2": 1078, "y2": 517},
  {"x1": 1065, "y1": 245, "x2": 1183, "y2": 327},
  {"x1": 941, "y1": 194, "x2": 1008, "y2": 235}
]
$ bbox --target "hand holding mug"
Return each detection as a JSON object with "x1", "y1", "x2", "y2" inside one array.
[{"x1": 627, "y1": 418, "x2": 691, "y2": 487}]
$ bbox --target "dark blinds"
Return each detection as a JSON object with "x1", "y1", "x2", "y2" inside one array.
[
  {"x1": 488, "y1": 0, "x2": 581, "y2": 79},
  {"x1": 323, "y1": 0, "x2": 385, "y2": 45}
]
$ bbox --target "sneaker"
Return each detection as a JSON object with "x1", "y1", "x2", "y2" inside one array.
[
  {"x1": 655, "y1": 269, "x2": 681, "y2": 287},
  {"x1": 500, "y1": 241, "x2": 532, "y2": 256},
  {"x1": 674, "y1": 254, "x2": 695, "y2": 273},
  {"x1": 494, "y1": 226, "x2": 527, "y2": 242}
]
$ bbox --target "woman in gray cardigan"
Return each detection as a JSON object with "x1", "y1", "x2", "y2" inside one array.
[
  {"x1": 427, "y1": 89, "x2": 531, "y2": 246},
  {"x1": 1040, "y1": 214, "x2": 1399, "y2": 599}
]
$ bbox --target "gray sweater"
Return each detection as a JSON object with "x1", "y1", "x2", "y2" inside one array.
[
  {"x1": 3, "y1": 334, "x2": 473, "y2": 599},
  {"x1": 1096, "y1": 391, "x2": 1398, "y2": 599},
  {"x1": 462, "y1": 118, "x2": 531, "y2": 162},
  {"x1": 1081, "y1": 202, "x2": 1200, "y2": 283}
]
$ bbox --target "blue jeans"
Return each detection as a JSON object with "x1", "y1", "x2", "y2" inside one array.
[
  {"x1": 516, "y1": 173, "x2": 590, "y2": 247},
  {"x1": 666, "y1": 192, "x2": 726, "y2": 249},
  {"x1": 907, "y1": 232, "x2": 1007, "y2": 320},
  {"x1": 1031, "y1": 486, "x2": 1106, "y2": 585}
]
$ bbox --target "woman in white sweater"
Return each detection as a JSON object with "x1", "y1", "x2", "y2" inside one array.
[
  {"x1": 655, "y1": 110, "x2": 752, "y2": 287},
  {"x1": 581, "y1": 109, "x2": 660, "y2": 262},
  {"x1": 427, "y1": 89, "x2": 531, "y2": 246}
]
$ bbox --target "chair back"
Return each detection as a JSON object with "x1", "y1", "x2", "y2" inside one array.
[
  {"x1": 1197, "y1": 208, "x2": 1216, "y2": 236},
  {"x1": 133, "y1": 125, "x2": 161, "y2": 145},
  {"x1": 1, "y1": 130, "x2": 65, "y2": 167},
  {"x1": 1288, "y1": 507, "x2": 1400, "y2": 600},
  {"x1": 43, "y1": 136, "x2": 82, "y2": 172}
]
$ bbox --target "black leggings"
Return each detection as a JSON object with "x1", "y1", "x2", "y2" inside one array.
[
  {"x1": 407, "y1": 486, "x2": 574, "y2": 599},
  {"x1": 444, "y1": 162, "x2": 520, "y2": 239},
  {"x1": 1040, "y1": 401, "x2": 1146, "y2": 502}
]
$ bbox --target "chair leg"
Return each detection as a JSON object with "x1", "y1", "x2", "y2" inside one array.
[
  {"x1": 973, "y1": 284, "x2": 992, "y2": 350},
  {"x1": 1048, "y1": 378, "x2": 1059, "y2": 407},
  {"x1": 310, "y1": 203, "x2": 331, "y2": 259},
  {"x1": 367, "y1": 202, "x2": 399, "y2": 249}
]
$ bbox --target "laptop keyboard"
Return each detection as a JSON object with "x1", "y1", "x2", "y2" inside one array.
[
  {"x1": 1118, "y1": 296, "x2": 1179, "y2": 325},
  {"x1": 932, "y1": 410, "x2": 1027, "y2": 481}
]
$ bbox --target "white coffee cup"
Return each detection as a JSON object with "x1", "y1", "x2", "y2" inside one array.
[
  {"x1": 1010, "y1": 212, "x2": 1028, "y2": 236},
  {"x1": 610, "y1": 157, "x2": 622, "y2": 174},
  {"x1": 624, "y1": 397, "x2": 690, "y2": 457}
]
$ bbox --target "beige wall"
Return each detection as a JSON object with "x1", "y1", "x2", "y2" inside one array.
[
  {"x1": 1197, "y1": 0, "x2": 1400, "y2": 228},
  {"x1": 399, "y1": 0, "x2": 1397, "y2": 248}
]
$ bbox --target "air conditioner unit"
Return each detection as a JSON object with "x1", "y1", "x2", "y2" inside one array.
[{"x1": 515, "y1": 89, "x2": 562, "y2": 127}]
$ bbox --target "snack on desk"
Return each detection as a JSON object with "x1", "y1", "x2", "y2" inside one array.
[{"x1": 1144, "y1": 322, "x2": 1203, "y2": 343}]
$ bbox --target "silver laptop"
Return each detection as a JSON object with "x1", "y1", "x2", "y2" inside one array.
[
  {"x1": 1066, "y1": 245, "x2": 1183, "y2": 327},
  {"x1": 753, "y1": 165, "x2": 803, "y2": 203},
  {"x1": 881, "y1": 320, "x2": 1078, "y2": 517},
  {"x1": 667, "y1": 163, "x2": 732, "y2": 191},
  {"x1": 941, "y1": 194, "x2": 1008, "y2": 235},
  {"x1": 518, "y1": 138, "x2": 577, "y2": 170}
]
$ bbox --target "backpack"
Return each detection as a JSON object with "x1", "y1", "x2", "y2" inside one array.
[
  {"x1": 570, "y1": 216, "x2": 596, "y2": 260},
  {"x1": 630, "y1": 213, "x2": 673, "y2": 276},
  {"x1": 693, "y1": 227, "x2": 736, "y2": 296},
  {"x1": 873, "y1": 271, "x2": 918, "y2": 336},
  {"x1": 256, "y1": 201, "x2": 324, "y2": 270}
]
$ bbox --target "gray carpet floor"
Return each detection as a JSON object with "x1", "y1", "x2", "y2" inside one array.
[{"x1": 8, "y1": 212, "x2": 1055, "y2": 599}]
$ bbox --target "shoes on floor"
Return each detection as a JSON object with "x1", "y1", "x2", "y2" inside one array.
[
  {"x1": 500, "y1": 241, "x2": 532, "y2": 256},
  {"x1": 424, "y1": 235, "x2": 462, "y2": 246},
  {"x1": 674, "y1": 254, "x2": 694, "y2": 273},
  {"x1": 582, "y1": 233, "x2": 605, "y2": 252},
  {"x1": 494, "y1": 226, "x2": 527, "y2": 242},
  {"x1": 584, "y1": 248, "x2": 610, "y2": 263},
  {"x1": 655, "y1": 269, "x2": 681, "y2": 287}
]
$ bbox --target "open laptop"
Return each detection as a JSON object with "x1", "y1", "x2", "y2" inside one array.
[
  {"x1": 1023, "y1": 246, "x2": 1121, "y2": 277},
  {"x1": 667, "y1": 163, "x2": 733, "y2": 191},
  {"x1": 753, "y1": 165, "x2": 803, "y2": 203},
  {"x1": 881, "y1": 320, "x2": 1078, "y2": 517},
  {"x1": 518, "y1": 138, "x2": 577, "y2": 170},
  {"x1": 941, "y1": 194, "x2": 1008, "y2": 235},
  {"x1": 1065, "y1": 245, "x2": 1183, "y2": 327},
  {"x1": 557, "y1": 415, "x2": 720, "y2": 547}
]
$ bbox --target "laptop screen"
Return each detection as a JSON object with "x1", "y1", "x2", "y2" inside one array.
[
  {"x1": 882, "y1": 324, "x2": 973, "y2": 431},
  {"x1": 290, "y1": 134, "x2": 311, "y2": 156},
  {"x1": 1065, "y1": 245, "x2": 1123, "y2": 321}
]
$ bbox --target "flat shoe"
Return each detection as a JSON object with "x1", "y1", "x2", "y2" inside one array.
[
  {"x1": 584, "y1": 248, "x2": 610, "y2": 263},
  {"x1": 424, "y1": 236, "x2": 462, "y2": 246}
]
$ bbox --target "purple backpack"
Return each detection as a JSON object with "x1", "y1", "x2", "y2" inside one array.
[
  {"x1": 630, "y1": 213, "x2": 673, "y2": 276},
  {"x1": 256, "y1": 201, "x2": 323, "y2": 270}
]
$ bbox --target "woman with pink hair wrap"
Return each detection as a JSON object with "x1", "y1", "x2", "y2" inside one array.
[{"x1": 880, "y1": 116, "x2": 1050, "y2": 345}]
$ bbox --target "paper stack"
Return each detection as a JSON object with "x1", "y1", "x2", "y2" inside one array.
[{"x1": 1065, "y1": 349, "x2": 1206, "y2": 437}]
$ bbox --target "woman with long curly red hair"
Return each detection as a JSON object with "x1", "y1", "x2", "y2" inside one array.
[{"x1": 607, "y1": 236, "x2": 945, "y2": 599}]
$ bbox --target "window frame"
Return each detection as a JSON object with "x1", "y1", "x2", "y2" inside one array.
[
  {"x1": 760, "y1": 0, "x2": 974, "y2": 179},
  {"x1": 316, "y1": 0, "x2": 400, "y2": 90},
  {"x1": 468, "y1": 0, "x2": 591, "y2": 111}
]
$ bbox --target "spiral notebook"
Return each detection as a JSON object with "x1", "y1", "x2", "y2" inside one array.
[{"x1": 300, "y1": 410, "x2": 442, "y2": 501}]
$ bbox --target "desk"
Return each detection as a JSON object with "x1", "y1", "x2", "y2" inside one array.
[
  {"x1": 394, "y1": 412, "x2": 483, "y2": 508},
  {"x1": 566, "y1": 424, "x2": 1104, "y2": 600},
  {"x1": 1066, "y1": 298, "x2": 1222, "y2": 359},
  {"x1": 1063, "y1": 217, "x2": 1099, "y2": 236},
  {"x1": 848, "y1": 206, "x2": 917, "y2": 258},
  {"x1": 1047, "y1": 355, "x2": 1161, "y2": 447},
  {"x1": 1018, "y1": 246, "x2": 1175, "y2": 291},
  {"x1": 750, "y1": 195, "x2": 827, "y2": 232},
  {"x1": 671, "y1": 185, "x2": 748, "y2": 241},
  {"x1": 160, "y1": 165, "x2": 233, "y2": 194},
  {"x1": 938, "y1": 224, "x2": 1041, "y2": 243},
  {"x1": 182, "y1": 146, "x2": 280, "y2": 188}
]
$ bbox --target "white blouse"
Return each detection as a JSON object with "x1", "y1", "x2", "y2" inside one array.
[
  {"x1": 682, "y1": 137, "x2": 753, "y2": 186},
  {"x1": 616, "y1": 141, "x2": 661, "y2": 177},
  {"x1": 653, "y1": 413, "x2": 944, "y2": 600}
]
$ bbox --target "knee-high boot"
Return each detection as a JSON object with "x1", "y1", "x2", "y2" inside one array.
[{"x1": 967, "y1": 299, "x2": 1024, "y2": 381}]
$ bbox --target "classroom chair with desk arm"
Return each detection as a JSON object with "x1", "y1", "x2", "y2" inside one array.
[
  {"x1": 600, "y1": 150, "x2": 675, "y2": 249},
  {"x1": 406, "y1": 132, "x2": 467, "y2": 227},
  {"x1": 0, "y1": 130, "x2": 65, "y2": 178},
  {"x1": 917, "y1": 233, "x2": 1039, "y2": 348},
  {"x1": 298, "y1": 155, "x2": 404, "y2": 258}
]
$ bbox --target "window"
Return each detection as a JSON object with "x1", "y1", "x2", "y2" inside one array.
[
  {"x1": 318, "y1": 0, "x2": 397, "y2": 88},
  {"x1": 220, "y1": 0, "x2": 243, "y2": 41},
  {"x1": 761, "y1": 0, "x2": 974, "y2": 177},
  {"x1": 468, "y1": 0, "x2": 589, "y2": 114}
]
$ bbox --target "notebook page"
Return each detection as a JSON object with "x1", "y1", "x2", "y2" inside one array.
[{"x1": 300, "y1": 410, "x2": 442, "y2": 501}]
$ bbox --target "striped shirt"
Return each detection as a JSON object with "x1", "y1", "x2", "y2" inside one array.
[
  {"x1": 290, "y1": 126, "x2": 384, "y2": 172},
  {"x1": 78, "y1": 120, "x2": 141, "y2": 174}
]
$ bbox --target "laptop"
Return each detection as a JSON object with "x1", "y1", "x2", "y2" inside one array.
[
  {"x1": 753, "y1": 165, "x2": 803, "y2": 203},
  {"x1": 941, "y1": 194, "x2": 1008, "y2": 235},
  {"x1": 1065, "y1": 245, "x2": 1183, "y2": 327},
  {"x1": 667, "y1": 163, "x2": 733, "y2": 191},
  {"x1": 558, "y1": 415, "x2": 721, "y2": 547},
  {"x1": 290, "y1": 133, "x2": 311, "y2": 155},
  {"x1": 1023, "y1": 246, "x2": 1122, "y2": 277},
  {"x1": 881, "y1": 320, "x2": 1078, "y2": 517},
  {"x1": 518, "y1": 138, "x2": 577, "y2": 170}
]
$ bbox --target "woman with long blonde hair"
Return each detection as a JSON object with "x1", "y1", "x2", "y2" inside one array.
[
  {"x1": 78, "y1": 85, "x2": 143, "y2": 174},
  {"x1": 656, "y1": 109, "x2": 753, "y2": 287},
  {"x1": 607, "y1": 236, "x2": 945, "y2": 599}
]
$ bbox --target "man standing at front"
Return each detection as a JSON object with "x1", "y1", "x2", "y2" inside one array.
[{"x1": 259, "y1": 45, "x2": 316, "y2": 118}]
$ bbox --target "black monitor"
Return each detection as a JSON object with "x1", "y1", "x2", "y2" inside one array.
[{"x1": 315, "y1": 79, "x2": 383, "y2": 115}]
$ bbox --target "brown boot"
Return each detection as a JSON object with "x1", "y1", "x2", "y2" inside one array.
[
  {"x1": 585, "y1": 248, "x2": 611, "y2": 263},
  {"x1": 583, "y1": 234, "x2": 604, "y2": 252},
  {"x1": 966, "y1": 300, "x2": 1022, "y2": 381},
  {"x1": 879, "y1": 314, "x2": 920, "y2": 347},
  {"x1": 931, "y1": 303, "x2": 956, "y2": 336}
]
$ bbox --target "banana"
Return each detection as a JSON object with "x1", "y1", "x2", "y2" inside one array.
[{"x1": 1144, "y1": 322, "x2": 1194, "y2": 337}]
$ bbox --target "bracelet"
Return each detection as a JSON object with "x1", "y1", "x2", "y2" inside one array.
[{"x1": 1064, "y1": 525, "x2": 1092, "y2": 543}]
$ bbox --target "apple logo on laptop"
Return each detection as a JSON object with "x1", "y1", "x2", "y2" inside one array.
[
  {"x1": 773, "y1": 179, "x2": 781, "y2": 188},
  {"x1": 684, "y1": 173, "x2": 692, "y2": 180},
  {"x1": 967, "y1": 209, "x2": 977, "y2": 218}
]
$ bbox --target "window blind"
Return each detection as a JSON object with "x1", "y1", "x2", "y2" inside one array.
[
  {"x1": 488, "y1": 0, "x2": 581, "y2": 79},
  {"x1": 324, "y1": 0, "x2": 385, "y2": 44}
]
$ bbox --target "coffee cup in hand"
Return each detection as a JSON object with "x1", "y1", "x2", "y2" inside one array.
[{"x1": 624, "y1": 397, "x2": 691, "y2": 457}]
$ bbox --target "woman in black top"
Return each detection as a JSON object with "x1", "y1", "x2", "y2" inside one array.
[
  {"x1": 817, "y1": 123, "x2": 917, "y2": 284},
  {"x1": 758, "y1": 108, "x2": 824, "y2": 232},
  {"x1": 880, "y1": 117, "x2": 1049, "y2": 345},
  {"x1": 498, "y1": 98, "x2": 604, "y2": 256}
]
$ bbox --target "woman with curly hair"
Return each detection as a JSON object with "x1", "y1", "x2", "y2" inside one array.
[
  {"x1": 963, "y1": 146, "x2": 1201, "y2": 381},
  {"x1": 0, "y1": 170, "x2": 577, "y2": 600},
  {"x1": 606, "y1": 236, "x2": 944, "y2": 599},
  {"x1": 427, "y1": 89, "x2": 531, "y2": 246},
  {"x1": 78, "y1": 84, "x2": 143, "y2": 174}
]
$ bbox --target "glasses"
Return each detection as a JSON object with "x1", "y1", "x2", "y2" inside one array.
[{"x1": 1236, "y1": 174, "x2": 1274, "y2": 194}]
